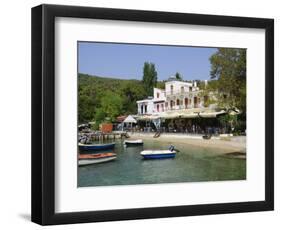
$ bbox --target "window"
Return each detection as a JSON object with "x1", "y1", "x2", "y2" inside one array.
[
  {"x1": 181, "y1": 86, "x2": 184, "y2": 93},
  {"x1": 157, "y1": 104, "x2": 159, "y2": 112},
  {"x1": 161, "y1": 104, "x2": 164, "y2": 111},
  {"x1": 157, "y1": 92, "x2": 160, "y2": 98},
  {"x1": 176, "y1": 99, "x2": 180, "y2": 105},
  {"x1": 145, "y1": 105, "x2": 147, "y2": 113},
  {"x1": 185, "y1": 98, "x2": 188, "y2": 108},
  {"x1": 170, "y1": 100, "x2": 174, "y2": 109},
  {"x1": 194, "y1": 97, "x2": 198, "y2": 108},
  {"x1": 170, "y1": 85, "x2": 173, "y2": 94},
  {"x1": 189, "y1": 86, "x2": 192, "y2": 92}
]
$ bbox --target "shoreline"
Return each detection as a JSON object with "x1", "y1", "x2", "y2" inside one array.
[{"x1": 129, "y1": 132, "x2": 246, "y2": 154}]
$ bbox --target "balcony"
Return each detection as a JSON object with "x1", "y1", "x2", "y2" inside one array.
[{"x1": 166, "y1": 89, "x2": 201, "y2": 98}]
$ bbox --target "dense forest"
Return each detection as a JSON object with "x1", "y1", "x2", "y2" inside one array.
[
  {"x1": 79, "y1": 62, "x2": 159, "y2": 126},
  {"x1": 78, "y1": 73, "x2": 147, "y2": 125}
]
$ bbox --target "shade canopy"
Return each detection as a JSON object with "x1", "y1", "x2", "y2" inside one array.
[
  {"x1": 137, "y1": 115, "x2": 160, "y2": 121},
  {"x1": 160, "y1": 108, "x2": 227, "y2": 119},
  {"x1": 123, "y1": 115, "x2": 137, "y2": 123},
  {"x1": 136, "y1": 108, "x2": 230, "y2": 120}
]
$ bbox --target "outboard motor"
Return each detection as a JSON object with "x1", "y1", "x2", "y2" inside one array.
[{"x1": 169, "y1": 145, "x2": 175, "y2": 151}]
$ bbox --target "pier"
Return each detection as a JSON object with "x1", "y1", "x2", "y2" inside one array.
[{"x1": 79, "y1": 131, "x2": 129, "y2": 142}]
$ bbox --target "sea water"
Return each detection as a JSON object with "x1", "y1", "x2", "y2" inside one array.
[{"x1": 78, "y1": 139, "x2": 246, "y2": 187}]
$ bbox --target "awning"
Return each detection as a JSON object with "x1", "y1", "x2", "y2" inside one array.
[
  {"x1": 116, "y1": 115, "x2": 127, "y2": 123},
  {"x1": 135, "y1": 109, "x2": 232, "y2": 121},
  {"x1": 123, "y1": 115, "x2": 137, "y2": 123},
  {"x1": 160, "y1": 109, "x2": 227, "y2": 119},
  {"x1": 198, "y1": 110, "x2": 226, "y2": 118},
  {"x1": 136, "y1": 115, "x2": 160, "y2": 121}
]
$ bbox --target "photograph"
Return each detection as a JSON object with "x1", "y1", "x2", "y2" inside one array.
[
  {"x1": 77, "y1": 42, "x2": 247, "y2": 187},
  {"x1": 29, "y1": 3, "x2": 274, "y2": 226}
]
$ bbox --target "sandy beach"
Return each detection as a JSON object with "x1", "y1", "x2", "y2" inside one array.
[{"x1": 129, "y1": 132, "x2": 246, "y2": 155}]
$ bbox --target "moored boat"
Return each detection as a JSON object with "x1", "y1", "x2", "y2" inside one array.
[
  {"x1": 78, "y1": 142, "x2": 115, "y2": 151},
  {"x1": 124, "y1": 139, "x2": 143, "y2": 146},
  {"x1": 202, "y1": 134, "x2": 212, "y2": 139},
  {"x1": 140, "y1": 145, "x2": 178, "y2": 159},
  {"x1": 78, "y1": 153, "x2": 117, "y2": 166}
]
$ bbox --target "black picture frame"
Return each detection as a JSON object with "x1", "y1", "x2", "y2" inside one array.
[{"x1": 31, "y1": 4, "x2": 274, "y2": 225}]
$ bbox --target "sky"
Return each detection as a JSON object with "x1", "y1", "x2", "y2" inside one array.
[{"x1": 78, "y1": 42, "x2": 218, "y2": 81}]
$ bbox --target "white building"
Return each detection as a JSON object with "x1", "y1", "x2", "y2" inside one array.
[
  {"x1": 137, "y1": 77, "x2": 209, "y2": 115},
  {"x1": 153, "y1": 88, "x2": 166, "y2": 113},
  {"x1": 136, "y1": 97, "x2": 154, "y2": 115}
]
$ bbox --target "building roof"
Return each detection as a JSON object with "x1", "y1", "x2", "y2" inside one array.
[
  {"x1": 116, "y1": 115, "x2": 127, "y2": 123},
  {"x1": 136, "y1": 98, "x2": 154, "y2": 103},
  {"x1": 123, "y1": 115, "x2": 137, "y2": 123}
]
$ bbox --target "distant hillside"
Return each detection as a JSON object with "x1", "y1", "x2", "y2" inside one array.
[
  {"x1": 78, "y1": 73, "x2": 147, "y2": 123},
  {"x1": 79, "y1": 73, "x2": 141, "y2": 90}
]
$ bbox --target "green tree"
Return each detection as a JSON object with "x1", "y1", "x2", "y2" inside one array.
[
  {"x1": 208, "y1": 48, "x2": 246, "y2": 113},
  {"x1": 175, "y1": 72, "x2": 183, "y2": 80},
  {"x1": 78, "y1": 74, "x2": 143, "y2": 123},
  {"x1": 119, "y1": 81, "x2": 146, "y2": 114},
  {"x1": 156, "y1": 81, "x2": 165, "y2": 89},
  {"x1": 142, "y1": 62, "x2": 158, "y2": 96},
  {"x1": 78, "y1": 83, "x2": 97, "y2": 123},
  {"x1": 96, "y1": 91, "x2": 123, "y2": 124},
  {"x1": 201, "y1": 48, "x2": 247, "y2": 132}
]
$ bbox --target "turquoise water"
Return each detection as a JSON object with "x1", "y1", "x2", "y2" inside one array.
[{"x1": 78, "y1": 140, "x2": 246, "y2": 187}]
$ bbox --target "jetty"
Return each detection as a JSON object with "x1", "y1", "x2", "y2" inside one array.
[{"x1": 79, "y1": 131, "x2": 129, "y2": 142}]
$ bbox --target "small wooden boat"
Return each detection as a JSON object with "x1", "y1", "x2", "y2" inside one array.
[
  {"x1": 124, "y1": 139, "x2": 143, "y2": 146},
  {"x1": 78, "y1": 142, "x2": 115, "y2": 151},
  {"x1": 140, "y1": 146, "x2": 178, "y2": 159},
  {"x1": 78, "y1": 153, "x2": 117, "y2": 166},
  {"x1": 153, "y1": 131, "x2": 161, "y2": 138}
]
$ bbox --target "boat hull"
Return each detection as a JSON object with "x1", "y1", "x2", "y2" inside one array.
[
  {"x1": 124, "y1": 139, "x2": 143, "y2": 146},
  {"x1": 79, "y1": 153, "x2": 117, "y2": 166},
  {"x1": 140, "y1": 150, "x2": 176, "y2": 159},
  {"x1": 79, "y1": 156, "x2": 116, "y2": 165},
  {"x1": 142, "y1": 153, "x2": 175, "y2": 159},
  {"x1": 124, "y1": 142, "x2": 144, "y2": 146},
  {"x1": 79, "y1": 143, "x2": 115, "y2": 151}
]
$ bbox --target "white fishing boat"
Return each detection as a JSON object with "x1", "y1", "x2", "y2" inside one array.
[
  {"x1": 78, "y1": 153, "x2": 117, "y2": 166},
  {"x1": 140, "y1": 145, "x2": 178, "y2": 159},
  {"x1": 123, "y1": 139, "x2": 143, "y2": 146}
]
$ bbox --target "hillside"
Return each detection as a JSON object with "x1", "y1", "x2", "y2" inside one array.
[{"x1": 78, "y1": 73, "x2": 147, "y2": 123}]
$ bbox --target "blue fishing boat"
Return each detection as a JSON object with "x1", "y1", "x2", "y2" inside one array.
[
  {"x1": 78, "y1": 142, "x2": 115, "y2": 151},
  {"x1": 140, "y1": 145, "x2": 178, "y2": 159}
]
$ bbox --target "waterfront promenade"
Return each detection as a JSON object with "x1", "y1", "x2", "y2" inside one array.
[{"x1": 129, "y1": 132, "x2": 246, "y2": 154}]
